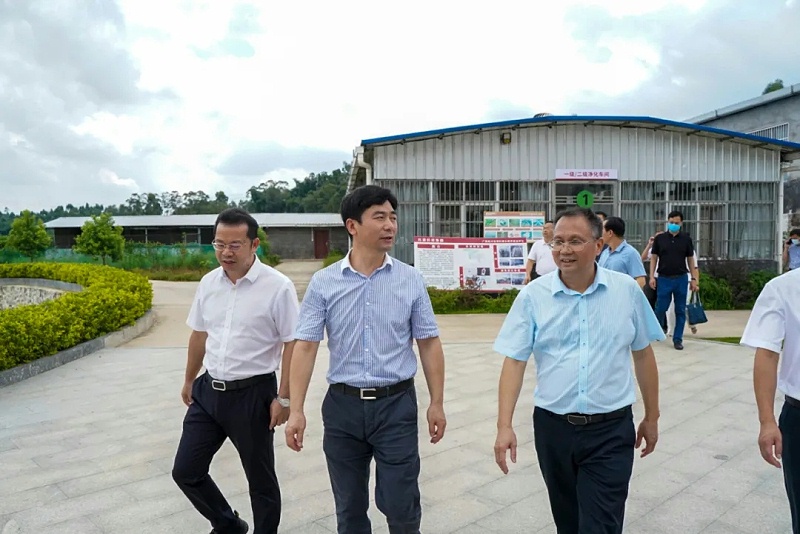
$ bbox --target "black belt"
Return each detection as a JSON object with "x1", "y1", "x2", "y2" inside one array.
[
  {"x1": 786, "y1": 396, "x2": 800, "y2": 409},
  {"x1": 205, "y1": 371, "x2": 275, "y2": 392},
  {"x1": 330, "y1": 378, "x2": 414, "y2": 400},
  {"x1": 545, "y1": 406, "x2": 630, "y2": 426}
]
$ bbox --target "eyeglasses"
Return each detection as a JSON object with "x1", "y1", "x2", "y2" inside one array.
[
  {"x1": 547, "y1": 239, "x2": 596, "y2": 252},
  {"x1": 211, "y1": 241, "x2": 245, "y2": 252}
]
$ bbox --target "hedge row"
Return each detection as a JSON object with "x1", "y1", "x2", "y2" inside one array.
[{"x1": 0, "y1": 263, "x2": 153, "y2": 372}]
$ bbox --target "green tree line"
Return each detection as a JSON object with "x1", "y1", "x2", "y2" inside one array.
[{"x1": 0, "y1": 164, "x2": 351, "y2": 235}]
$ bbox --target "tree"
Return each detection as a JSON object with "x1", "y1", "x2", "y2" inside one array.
[
  {"x1": 763, "y1": 79, "x2": 784, "y2": 95},
  {"x1": 7, "y1": 210, "x2": 52, "y2": 261},
  {"x1": 73, "y1": 213, "x2": 125, "y2": 265}
]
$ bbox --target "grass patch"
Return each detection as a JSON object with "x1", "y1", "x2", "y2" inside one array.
[
  {"x1": 131, "y1": 268, "x2": 208, "y2": 281},
  {"x1": 701, "y1": 336, "x2": 741, "y2": 344}
]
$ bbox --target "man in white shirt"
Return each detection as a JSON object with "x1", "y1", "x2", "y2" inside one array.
[
  {"x1": 741, "y1": 269, "x2": 800, "y2": 533},
  {"x1": 524, "y1": 220, "x2": 557, "y2": 283},
  {"x1": 172, "y1": 208, "x2": 299, "y2": 534}
]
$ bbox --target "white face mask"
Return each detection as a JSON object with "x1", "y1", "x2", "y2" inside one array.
[{"x1": 793, "y1": 238, "x2": 800, "y2": 246}]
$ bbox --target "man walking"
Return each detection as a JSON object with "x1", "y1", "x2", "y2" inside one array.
[
  {"x1": 598, "y1": 216, "x2": 646, "y2": 288},
  {"x1": 741, "y1": 268, "x2": 800, "y2": 533},
  {"x1": 172, "y1": 208, "x2": 299, "y2": 534},
  {"x1": 648, "y1": 210, "x2": 699, "y2": 350},
  {"x1": 493, "y1": 208, "x2": 663, "y2": 534},
  {"x1": 784, "y1": 228, "x2": 800, "y2": 271},
  {"x1": 524, "y1": 220, "x2": 557, "y2": 283},
  {"x1": 285, "y1": 185, "x2": 446, "y2": 534}
]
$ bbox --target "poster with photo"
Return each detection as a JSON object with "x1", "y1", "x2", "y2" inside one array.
[
  {"x1": 483, "y1": 211, "x2": 545, "y2": 241},
  {"x1": 413, "y1": 237, "x2": 528, "y2": 291}
]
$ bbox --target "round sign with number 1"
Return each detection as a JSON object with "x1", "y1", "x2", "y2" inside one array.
[{"x1": 576, "y1": 190, "x2": 594, "y2": 208}]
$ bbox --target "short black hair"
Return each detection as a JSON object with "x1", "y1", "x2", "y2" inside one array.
[
  {"x1": 554, "y1": 207, "x2": 603, "y2": 239},
  {"x1": 595, "y1": 211, "x2": 608, "y2": 219},
  {"x1": 544, "y1": 220, "x2": 554, "y2": 225},
  {"x1": 791, "y1": 228, "x2": 800, "y2": 237},
  {"x1": 340, "y1": 185, "x2": 398, "y2": 236},
  {"x1": 214, "y1": 208, "x2": 258, "y2": 240},
  {"x1": 604, "y1": 216, "x2": 625, "y2": 238},
  {"x1": 668, "y1": 210, "x2": 684, "y2": 221}
]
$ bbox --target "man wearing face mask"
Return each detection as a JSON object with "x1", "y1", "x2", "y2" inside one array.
[
  {"x1": 648, "y1": 211, "x2": 699, "y2": 350},
  {"x1": 784, "y1": 228, "x2": 800, "y2": 271}
]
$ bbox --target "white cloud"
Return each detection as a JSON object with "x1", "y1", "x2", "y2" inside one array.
[{"x1": 99, "y1": 168, "x2": 137, "y2": 188}]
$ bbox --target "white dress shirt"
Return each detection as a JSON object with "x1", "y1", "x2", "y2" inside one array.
[
  {"x1": 187, "y1": 256, "x2": 299, "y2": 381},
  {"x1": 527, "y1": 239, "x2": 558, "y2": 276},
  {"x1": 741, "y1": 269, "x2": 800, "y2": 398}
]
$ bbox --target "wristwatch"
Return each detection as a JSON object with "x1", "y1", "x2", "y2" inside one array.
[{"x1": 277, "y1": 396, "x2": 290, "y2": 408}]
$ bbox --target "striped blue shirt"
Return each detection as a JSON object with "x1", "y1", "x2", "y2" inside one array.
[
  {"x1": 598, "y1": 240, "x2": 646, "y2": 280},
  {"x1": 294, "y1": 253, "x2": 440, "y2": 388},
  {"x1": 493, "y1": 267, "x2": 664, "y2": 415}
]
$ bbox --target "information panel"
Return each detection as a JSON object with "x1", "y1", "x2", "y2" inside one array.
[
  {"x1": 483, "y1": 211, "x2": 545, "y2": 240},
  {"x1": 413, "y1": 237, "x2": 528, "y2": 291}
]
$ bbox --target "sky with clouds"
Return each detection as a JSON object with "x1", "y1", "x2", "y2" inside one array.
[{"x1": 2, "y1": 0, "x2": 799, "y2": 212}]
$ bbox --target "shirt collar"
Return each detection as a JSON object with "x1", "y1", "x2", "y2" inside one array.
[
  {"x1": 550, "y1": 264, "x2": 608, "y2": 296},
  {"x1": 218, "y1": 254, "x2": 262, "y2": 284},
  {"x1": 341, "y1": 250, "x2": 393, "y2": 273},
  {"x1": 609, "y1": 239, "x2": 629, "y2": 253}
]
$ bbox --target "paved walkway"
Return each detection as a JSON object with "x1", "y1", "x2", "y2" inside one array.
[{"x1": 0, "y1": 263, "x2": 792, "y2": 533}]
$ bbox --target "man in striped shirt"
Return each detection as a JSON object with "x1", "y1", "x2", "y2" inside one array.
[{"x1": 286, "y1": 185, "x2": 446, "y2": 534}]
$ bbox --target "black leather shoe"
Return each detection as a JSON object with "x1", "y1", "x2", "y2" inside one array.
[
  {"x1": 210, "y1": 511, "x2": 249, "y2": 534},
  {"x1": 674, "y1": 341, "x2": 684, "y2": 350}
]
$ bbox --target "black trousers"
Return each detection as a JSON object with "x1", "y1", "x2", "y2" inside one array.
[
  {"x1": 533, "y1": 406, "x2": 635, "y2": 534},
  {"x1": 322, "y1": 385, "x2": 421, "y2": 534},
  {"x1": 172, "y1": 372, "x2": 280, "y2": 534},
  {"x1": 780, "y1": 401, "x2": 800, "y2": 533}
]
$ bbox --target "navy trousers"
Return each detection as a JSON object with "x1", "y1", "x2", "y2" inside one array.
[
  {"x1": 322, "y1": 385, "x2": 421, "y2": 534},
  {"x1": 534, "y1": 406, "x2": 635, "y2": 534},
  {"x1": 780, "y1": 401, "x2": 800, "y2": 533},
  {"x1": 655, "y1": 274, "x2": 689, "y2": 343},
  {"x1": 172, "y1": 372, "x2": 280, "y2": 534}
]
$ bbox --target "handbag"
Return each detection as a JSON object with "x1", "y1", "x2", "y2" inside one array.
[{"x1": 686, "y1": 291, "x2": 708, "y2": 325}]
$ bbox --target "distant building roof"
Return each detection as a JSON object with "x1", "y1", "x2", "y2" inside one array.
[
  {"x1": 686, "y1": 83, "x2": 800, "y2": 124},
  {"x1": 45, "y1": 213, "x2": 343, "y2": 229},
  {"x1": 359, "y1": 114, "x2": 800, "y2": 153}
]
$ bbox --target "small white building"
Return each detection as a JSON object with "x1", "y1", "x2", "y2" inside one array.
[{"x1": 348, "y1": 115, "x2": 800, "y2": 270}]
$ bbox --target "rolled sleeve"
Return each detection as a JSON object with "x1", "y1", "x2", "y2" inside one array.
[
  {"x1": 741, "y1": 283, "x2": 785, "y2": 354},
  {"x1": 186, "y1": 284, "x2": 206, "y2": 332},
  {"x1": 631, "y1": 287, "x2": 665, "y2": 350},
  {"x1": 294, "y1": 275, "x2": 327, "y2": 342},
  {"x1": 627, "y1": 252, "x2": 646, "y2": 279},
  {"x1": 273, "y1": 280, "x2": 300, "y2": 342},
  {"x1": 493, "y1": 290, "x2": 536, "y2": 361},
  {"x1": 411, "y1": 271, "x2": 440, "y2": 339}
]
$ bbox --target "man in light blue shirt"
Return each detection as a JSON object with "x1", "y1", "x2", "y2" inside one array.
[
  {"x1": 599, "y1": 216, "x2": 647, "y2": 288},
  {"x1": 286, "y1": 185, "x2": 446, "y2": 534},
  {"x1": 492, "y1": 207, "x2": 664, "y2": 534},
  {"x1": 785, "y1": 228, "x2": 800, "y2": 271}
]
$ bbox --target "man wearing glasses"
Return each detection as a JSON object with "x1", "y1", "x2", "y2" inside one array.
[
  {"x1": 493, "y1": 207, "x2": 664, "y2": 534},
  {"x1": 172, "y1": 208, "x2": 299, "y2": 534}
]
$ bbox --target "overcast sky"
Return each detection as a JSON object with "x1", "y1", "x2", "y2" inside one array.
[{"x1": 2, "y1": 0, "x2": 799, "y2": 212}]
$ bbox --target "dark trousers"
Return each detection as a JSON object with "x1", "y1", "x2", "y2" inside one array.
[
  {"x1": 655, "y1": 275, "x2": 689, "y2": 342},
  {"x1": 172, "y1": 372, "x2": 280, "y2": 534},
  {"x1": 533, "y1": 406, "x2": 635, "y2": 534},
  {"x1": 322, "y1": 385, "x2": 421, "y2": 534},
  {"x1": 780, "y1": 401, "x2": 800, "y2": 533}
]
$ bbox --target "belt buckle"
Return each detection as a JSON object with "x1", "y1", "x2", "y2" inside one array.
[
  {"x1": 211, "y1": 379, "x2": 227, "y2": 392},
  {"x1": 359, "y1": 388, "x2": 377, "y2": 400},
  {"x1": 567, "y1": 414, "x2": 588, "y2": 425}
]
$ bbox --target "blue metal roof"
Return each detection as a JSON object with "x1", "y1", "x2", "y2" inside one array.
[{"x1": 360, "y1": 115, "x2": 800, "y2": 153}]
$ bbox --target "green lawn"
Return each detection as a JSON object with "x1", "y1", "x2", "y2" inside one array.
[{"x1": 701, "y1": 336, "x2": 741, "y2": 344}]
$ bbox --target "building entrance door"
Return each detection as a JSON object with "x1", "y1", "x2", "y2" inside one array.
[
  {"x1": 313, "y1": 229, "x2": 330, "y2": 259},
  {"x1": 554, "y1": 181, "x2": 617, "y2": 217}
]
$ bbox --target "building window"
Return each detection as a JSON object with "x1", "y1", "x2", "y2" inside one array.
[{"x1": 748, "y1": 123, "x2": 789, "y2": 141}]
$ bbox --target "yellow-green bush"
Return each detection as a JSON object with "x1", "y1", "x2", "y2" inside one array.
[{"x1": 0, "y1": 263, "x2": 153, "y2": 372}]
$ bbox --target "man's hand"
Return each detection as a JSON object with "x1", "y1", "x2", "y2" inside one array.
[
  {"x1": 285, "y1": 412, "x2": 307, "y2": 452},
  {"x1": 494, "y1": 427, "x2": 518, "y2": 474},
  {"x1": 269, "y1": 399, "x2": 289, "y2": 430},
  {"x1": 690, "y1": 279, "x2": 699, "y2": 292},
  {"x1": 427, "y1": 404, "x2": 447, "y2": 444},
  {"x1": 758, "y1": 420, "x2": 783, "y2": 468},
  {"x1": 181, "y1": 381, "x2": 193, "y2": 406},
  {"x1": 636, "y1": 418, "x2": 658, "y2": 458},
  {"x1": 523, "y1": 275, "x2": 531, "y2": 284},
  {"x1": 649, "y1": 277, "x2": 657, "y2": 290}
]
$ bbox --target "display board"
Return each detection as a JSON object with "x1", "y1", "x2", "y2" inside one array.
[
  {"x1": 483, "y1": 211, "x2": 546, "y2": 240},
  {"x1": 413, "y1": 237, "x2": 528, "y2": 291}
]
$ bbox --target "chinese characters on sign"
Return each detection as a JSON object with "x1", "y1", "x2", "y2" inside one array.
[
  {"x1": 555, "y1": 169, "x2": 619, "y2": 180},
  {"x1": 483, "y1": 211, "x2": 545, "y2": 241}
]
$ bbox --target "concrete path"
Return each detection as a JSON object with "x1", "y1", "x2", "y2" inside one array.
[{"x1": 0, "y1": 262, "x2": 792, "y2": 533}]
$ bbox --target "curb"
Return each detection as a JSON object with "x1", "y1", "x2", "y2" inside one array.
[{"x1": 0, "y1": 309, "x2": 156, "y2": 388}]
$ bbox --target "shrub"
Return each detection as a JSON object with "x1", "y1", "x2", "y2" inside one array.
[
  {"x1": 322, "y1": 249, "x2": 346, "y2": 268},
  {"x1": 427, "y1": 287, "x2": 519, "y2": 314},
  {"x1": 0, "y1": 263, "x2": 153, "y2": 372}
]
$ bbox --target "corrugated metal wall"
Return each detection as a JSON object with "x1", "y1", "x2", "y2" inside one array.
[{"x1": 373, "y1": 124, "x2": 781, "y2": 183}]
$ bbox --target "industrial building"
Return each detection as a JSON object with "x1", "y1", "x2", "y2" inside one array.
[
  {"x1": 45, "y1": 213, "x2": 349, "y2": 260},
  {"x1": 347, "y1": 115, "x2": 800, "y2": 270}
]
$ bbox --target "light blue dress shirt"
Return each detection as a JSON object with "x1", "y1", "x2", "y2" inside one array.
[
  {"x1": 295, "y1": 253, "x2": 440, "y2": 388},
  {"x1": 598, "y1": 240, "x2": 646, "y2": 280},
  {"x1": 493, "y1": 267, "x2": 665, "y2": 415},
  {"x1": 789, "y1": 243, "x2": 800, "y2": 270}
]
